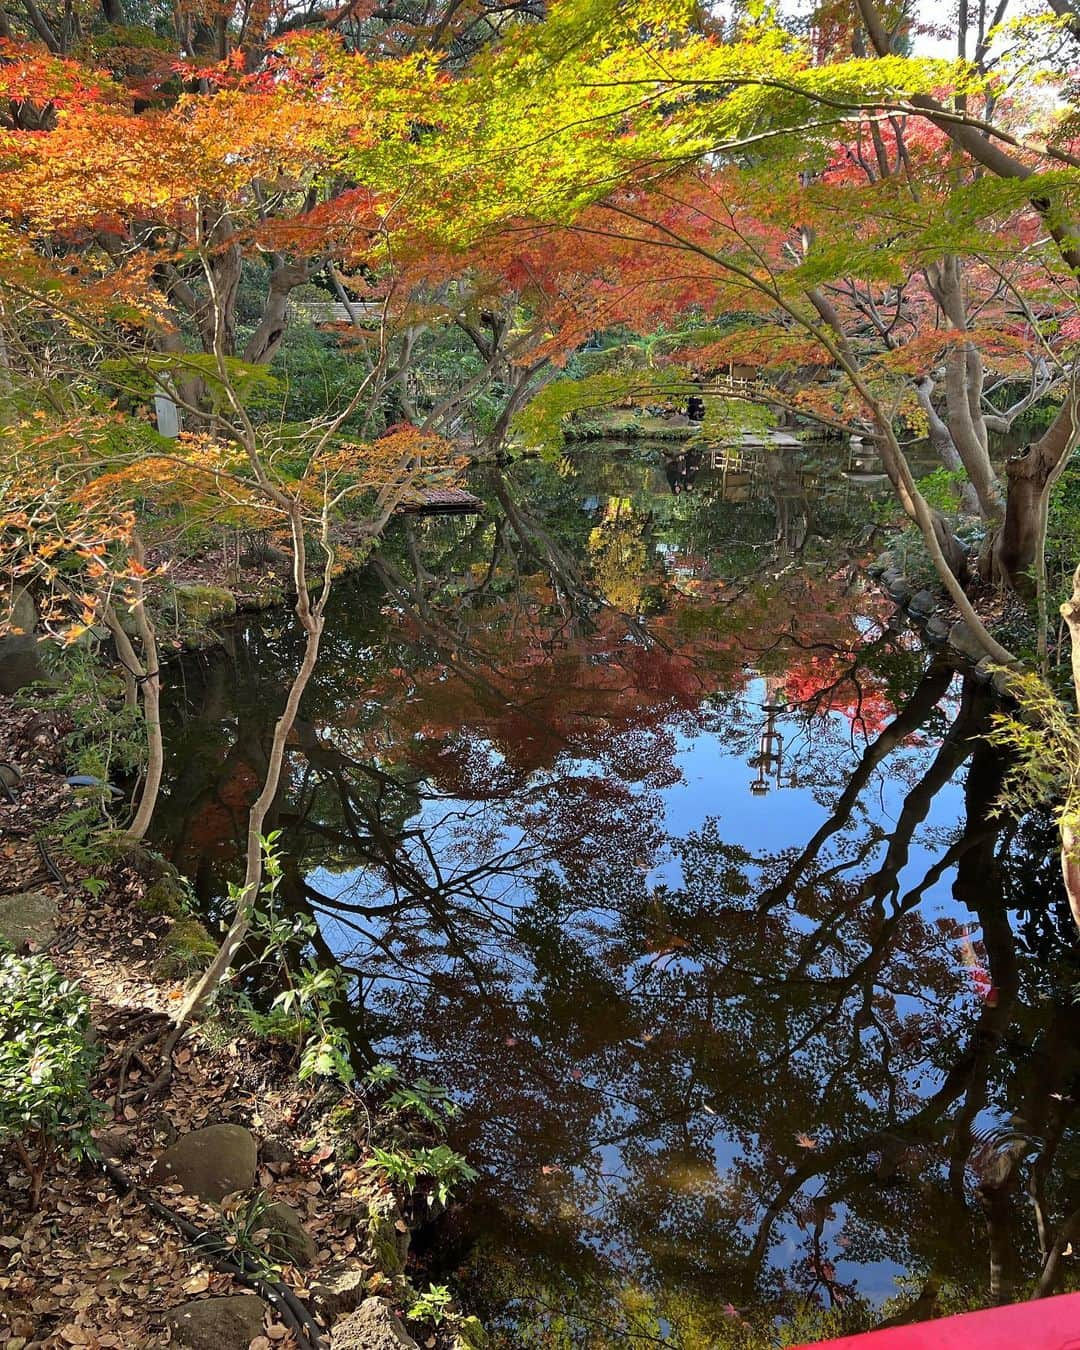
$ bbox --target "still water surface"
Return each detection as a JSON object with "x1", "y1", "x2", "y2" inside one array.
[{"x1": 155, "y1": 446, "x2": 1079, "y2": 1345}]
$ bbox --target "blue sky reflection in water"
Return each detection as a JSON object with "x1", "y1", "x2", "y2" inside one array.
[{"x1": 154, "y1": 451, "x2": 1079, "y2": 1348}]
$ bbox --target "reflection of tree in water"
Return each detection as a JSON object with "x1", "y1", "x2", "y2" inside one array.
[
  {"x1": 377, "y1": 674, "x2": 1080, "y2": 1347},
  {"x1": 152, "y1": 456, "x2": 1080, "y2": 1347}
]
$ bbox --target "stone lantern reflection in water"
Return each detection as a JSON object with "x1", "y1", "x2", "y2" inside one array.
[{"x1": 748, "y1": 680, "x2": 787, "y2": 795}]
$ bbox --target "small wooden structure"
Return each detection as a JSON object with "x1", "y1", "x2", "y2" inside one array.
[
  {"x1": 290, "y1": 299, "x2": 384, "y2": 325},
  {"x1": 709, "y1": 445, "x2": 758, "y2": 474},
  {"x1": 705, "y1": 373, "x2": 770, "y2": 401},
  {"x1": 708, "y1": 429, "x2": 801, "y2": 469}
]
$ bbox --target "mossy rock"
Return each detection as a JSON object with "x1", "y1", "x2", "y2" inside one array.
[
  {"x1": 137, "y1": 872, "x2": 190, "y2": 918},
  {"x1": 173, "y1": 583, "x2": 237, "y2": 624},
  {"x1": 452, "y1": 1317, "x2": 488, "y2": 1350},
  {"x1": 337, "y1": 1137, "x2": 360, "y2": 1162},
  {"x1": 327, "y1": 1100, "x2": 354, "y2": 1130},
  {"x1": 246, "y1": 585, "x2": 286, "y2": 612},
  {"x1": 157, "y1": 917, "x2": 217, "y2": 976},
  {"x1": 326, "y1": 1100, "x2": 361, "y2": 1159},
  {"x1": 366, "y1": 1191, "x2": 409, "y2": 1276},
  {"x1": 257, "y1": 1200, "x2": 317, "y2": 1267},
  {"x1": 0, "y1": 890, "x2": 57, "y2": 950}
]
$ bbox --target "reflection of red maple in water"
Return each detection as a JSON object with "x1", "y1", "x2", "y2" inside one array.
[
  {"x1": 176, "y1": 759, "x2": 261, "y2": 868},
  {"x1": 362, "y1": 594, "x2": 753, "y2": 793},
  {"x1": 353, "y1": 570, "x2": 896, "y2": 791},
  {"x1": 782, "y1": 654, "x2": 898, "y2": 738}
]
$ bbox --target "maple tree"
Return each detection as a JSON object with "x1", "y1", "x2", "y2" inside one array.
[
  {"x1": 5, "y1": 0, "x2": 1080, "y2": 1146},
  {"x1": 10, "y1": 0, "x2": 1080, "y2": 1340},
  {"x1": 4, "y1": 0, "x2": 1080, "y2": 634},
  {"x1": 334, "y1": 0, "x2": 1079, "y2": 657},
  {"x1": 0, "y1": 0, "x2": 572, "y2": 1046}
]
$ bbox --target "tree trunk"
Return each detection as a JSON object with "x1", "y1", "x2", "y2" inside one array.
[
  {"x1": 173, "y1": 501, "x2": 322, "y2": 1029},
  {"x1": 986, "y1": 445, "x2": 1050, "y2": 592},
  {"x1": 1059, "y1": 565, "x2": 1080, "y2": 934},
  {"x1": 914, "y1": 377, "x2": 982, "y2": 515},
  {"x1": 928, "y1": 509, "x2": 971, "y2": 584},
  {"x1": 174, "y1": 609, "x2": 323, "y2": 1027},
  {"x1": 107, "y1": 544, "x2": 164, "y2": 844},
  {"x1": 196, "y1": 239, "x2": 242, "y2": 357},
  {"x1": 243, "y1": 260, "x2": 310, "y2": 365},
  {"x1": 983, "y1": 393, "x2": 1077, "y2": 590}
]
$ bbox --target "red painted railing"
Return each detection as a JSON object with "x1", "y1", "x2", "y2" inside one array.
[{"x1": 794, "y1": 1293, "x2": 1080, "y2": 1349}]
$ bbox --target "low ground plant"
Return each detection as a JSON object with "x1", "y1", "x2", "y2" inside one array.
[{"x1": 0, "y1": 950, "x2": 100, "y2": 1210}]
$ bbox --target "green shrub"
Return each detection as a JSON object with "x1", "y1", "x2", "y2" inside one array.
[
  {"x1": 223, "y1": 836, "x2": 354, "y2": 1085},
  {"x1": 365, "y1": 1142, "x2": 478, "y2": 1209},
  {"x1": 916, "y1": 466, "x2": 968, "y2": 512},
  {"x1": 409, "y1": 1283, "x2": 454, "y2": 1326},
  {"x1": 0, "y1": 951, "x2": 101, "y2": 1210}
]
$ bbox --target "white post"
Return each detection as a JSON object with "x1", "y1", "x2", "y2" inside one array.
[{"x1": 154, "y1": 393, "x2": 181, "y2": 438}]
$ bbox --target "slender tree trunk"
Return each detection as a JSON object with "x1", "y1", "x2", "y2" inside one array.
[
  {"x1": 1059, "y1": 565, "x2": 1080, "y2": 933},
  {"x1": 925, "y1": 257, "x2": 1003, "y2": 520},
  {"x1": 174, "y1": 504, "x2": 323, "y2": 1028},
  {"x1": 174, "y1": 611, "x2": 323, "y2": 1026},
  {"x1": 105, "y1": 541, "x2": 164, "y2": 843},
  {"x1": 915, "y1": 377, "x2": 983, "y2": 515},
  {"x1": 872, "y1": 426, "x2": 971, "y2": 582},
  {"x1": 125, "y1": 556, "x2": 163, "y2": 842}
]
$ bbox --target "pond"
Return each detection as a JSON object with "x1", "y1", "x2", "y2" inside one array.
[{"x1": 153, "y1": 443, "x2": 1080, "y2": 1346}]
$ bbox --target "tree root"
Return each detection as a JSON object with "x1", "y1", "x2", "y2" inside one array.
[
  {"x1": 113, "y1": 1022, "x2": 182, "y2": 1107},
  {"x1": 110, "y1": 1030, "x2": 165, "y2": 1111},
  {"x1": 91, "y1": 1009, "x2": 170, "y2": 1092},
  {"x1": 91, "y1": 1012, "x2": 184, "y2": 1111}
]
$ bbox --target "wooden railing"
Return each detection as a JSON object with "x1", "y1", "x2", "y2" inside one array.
[
  {"x1": 705, "y1": 376, "x2": 771, "y2": 400},
  {"x1": 290, "y1": 299, "x2": 384, "y2": 325},
  {"x1": 709, "y1": 446, "x2": 759, "y2": 472}
]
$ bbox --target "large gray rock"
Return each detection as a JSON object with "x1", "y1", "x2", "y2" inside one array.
[
  {"x1": 0, "y1": 890, "x2": 57, "y2": 950},
  {"x1": 907, "y1": 589, "x2": 937, "y2": 617},
  {"x1": 312, "y1": 1263, "x2": 370, "y2": 1320},
  {"x1": 331, "y1": 1299, "x2": 419, "y2": 1350},
  {"x1": 948, "y1": 620, "x2": 988, "y2": 664},
  {"x1": 924, "y1": 615, "x2": 951, "y2": 646},
  {"x1": 260, "y1": 1199, "x2": 317, "y2": 1267},
  {"x1": 0, "y1": 588, "x2": 45, "y2": 694},
  {"x1": 151, "y1": 1124, "x2": 257, "y2": 1202},
  {"x1": 166, "y1": 1294, "x2": 266, "y2": 1349},
  {"x1": 887, "y1": 576, "x2": 913, "y2": 604}
]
